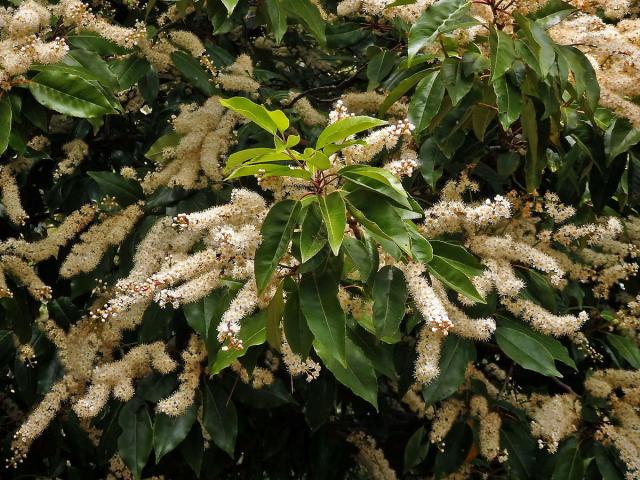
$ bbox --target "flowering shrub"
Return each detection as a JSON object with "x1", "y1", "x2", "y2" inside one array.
[{"x1": 1, "y1": 0, "x2": 640, "y2": 478}]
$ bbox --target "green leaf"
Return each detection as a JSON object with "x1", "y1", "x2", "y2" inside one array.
[
  {"x1": 118, "y1": 401, "x2": 153, "y2": 480},
  {"x1": 266, "y1": 282, "x2": 285, "y2": 351},
  {"x1": 29, "y1": 70, "x2": 118, "y2": 118},
  {"x1": 145, "y1": 132, "x2": 182, "y2": 164},
  {"x1": 372, "y1": 266, "x2": 407, "y2": 339},
  {"x1": 408, "y1": 228, "x2": 434, "y2": 264},
  {"x1": 378, "y1": 69, "x2": 432, "y2": 116},
  {"x1": 607, "y1": 334, "x2": 640, "y2": 369},
  {"x1": 110, "y1": 56, "x2": 151, "y2": 90},
  {"x1": 226, "y1": 163, "x2": 312, "y2": 181},
  {"x1": 342, "y1": 236, "x2": 376, "y2": 281},
  {"x1": 281, "y1": 0, "x2": 326, "y2": 46},
  {"x1": 300, "y1": 271, "x2": 347, "y2": 367},
  {"x1": 552, "y1": 438, "x2": 586, "y2": 480},
  {"x1": 65, "y1": 49, "x2": 118, "y2": 88},
  {"x1": 87, "y1": 171, "x2": 144, "y2": 206},
  {"x1": 339, "y1": 165, "x2": 410, "y2": 208},
  {"x1": 515, "y1": 14, "x2": 556, "y2": 77},
  {"x1": 430, "y1": 240, "x2": 483, "y2": 276},
  {"x1": 0, "y1": 95, "x2": 11, "y2": 155},
  {"x1": 265, "y1": 0, "x2": 288, "y2": 43},
  {"x1": 300, "y1": 203, "x2": 327, "y2": 263},
  {"x1": 316, "y1": 116, "x2": 387, "y2": 149},
  {"x1": 497, "y1": 315, "x2": 575, "y2": 369},
  {"x1": 501, "y1": 420, "x2": 536, "y2": 479},
  {"x1": 408, "y1": 70, "x2": 445, "y2": 133},
  {"x1": 154, "y1": 405, "x2": 197, "y2": 462},
  {"x1": 171, "y1": 51, "x2": 213, "y2": 95},
  {"x1": 283, "y1": 288, "x2": 313, "y2": 358},
  {"x1": 493, "y1": 75, "x2": 522, "y2": 129},
  {"x1": 605, "y1": 117, "x2": 640, "y2": 165},
  {"x1": 440, "y1": 57, "x2": 473, "y2": 106},
  {"x1": 314, "y1": 335, "x2": 378, "y2": 409},
  {"x1": 254, "y1": 199, "x2": 301, "y2": 293},
  {"x1": 522, "y1": 95, "x2": 543, "y2": 192},
  {"x1": 367, "y1": 50, "x2": 396, "y2": 90},
  {"x1": 408, "y1": 0, "x2": 478, "y2": 61},
  {"x1": 555, "y1": 45, "x2": 599, "y2": 112},
  {"x1": 346, "y1": 192, "x2": 412, "y2": 257},
  {"x1": 220, "y1": 97, "x2": 288, "y2": 134},
  {"x1": 202, "y1": 382, "x2": 237, "y2": 458},
  {"x1": 210, "y1": 312, "x2": 267, "y2": 374},
  {"x1": 530, "y1": 0, "x2": 575, "y2": 29},
  {"x1": 226, "y1": 147, "x2": 275, "y2": 170},
  {"x1": 221, "y1": 0, "x2": 239, "y2": 14},
  {"x1": 490, "y1": 28, "x2": 516, "y2": 81},
  {"x1": 318, "y1": 192, "x2": 346, "y2": 256},
  {"x1": 496, "y1": 325, "x2": 562, "y2": 377},
  {"x1": 404, "y1": 427, "x2": 429, "y2": 473},
  {"x1": 427, "y1": 256, "x2": 485, "y2": 303},
  {"x1": 422, "y1": 335, "x2": 475, "y2": 404},
  {"x1": 67, "y1": 32, "x2": 129, "y2": 55}
]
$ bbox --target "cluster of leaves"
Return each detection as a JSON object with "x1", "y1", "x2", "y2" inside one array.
[{"x1": 1, "y1": 0, "x2": 640, "y2": 479}]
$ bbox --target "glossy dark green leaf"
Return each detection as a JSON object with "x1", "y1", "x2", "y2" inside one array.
[
  {"x1": 378, "y1": 69, "x2": 432, "y2": 116},
  {"x1": 605, "y1": 117, "x2": 640, "y2": 165},
  {"x1": 300, "y1": 271, "x2": 346, "y2": 366},
  {"x1": 265, "y1": 0, "x2": 288, "y2": 43},
  {"x1": 254, "y1": 199, "x2": 301, "y2": 293},
  {"x1": 283, "y1": 288, "x2": 313, "y2": 358},
  {"x1": 408, "y1": 71, "x2": 445, "y2": 133},
  {"x1": 318, "y1": 191, "x2": 346, "y2": 256},
  {"x1": 529, "y1": 0, "x2": 575, "y2": 29},
  {"x1": 67, "y1": 32, "x2": 129, "y2": 55},
  {"x1": 111, "y1": 56, "x2": 151, "y2": 90},
  {"x1": 342, "y1": 236, "x2": 376, "y2": 281},
  {"x1": 404, "y1": 426, "x2": 429, "y2": 473},
  {"x1": 367, "y1": 50, "x2": 396, "y2": 90},
  {"x1": 118, "y1": 401, "x2": 153, "y2": 480},
  {"x1": 490, "y1": 27, "x2": 516, "y2": 81},
  {"x1": 0, "y1": 95, "x2": 11, "y2": 155},
  {"x1": 431, "y1": 240, "x2": 483, "y2": 276},
  {"x1": 441, "y1": 57, "x2": 473, "y2": 105},
  {"x1": 422, "y1": 335, "x2": 475, "y2": 404},
  {"x1": 501, "y1": 420, "x2": 536, "y2": 480},
  {"x1": 314, "y1": 335, "x2": 378, "y2": 409},
  {"x1": 281, "y1": 0, "x2": 326, "y2": 45},
  {"x1": 339, "y1": 165, "x2": 410, "y2": 208},
  {"x1": 372, "y1": 266, "x2": 407, "y2": 339},
  {"x1": 171, "y1": 51, "x2": 213, "y2": 95},
  {"x1": 408, "y1": 0, "x2": 477, "y2": 61},
  {"x1": 493, "y1": 75, "x2": 522, "y2": 129},
  {"x1": 210, "y1": 311, "x2": 267, "y2": 374},
  {"x1": 87, "y1": 171, "x2": 144, "y2": 206},
  {"x1": 522, "y1": 95, "x2": 543, "y2": 192},
  {"x1": 552, "y1": 438, "x2": 586, "y2": 480},
  {"x1": 202, "y1": 382, "x2": 237, "y2": 458},
  {"x1": 607, "y1": 334, "x2": 640, "y2": 369},
  {"x1": 29, "y1": 70, "x2": 118, "y2": 118},
  {"x1": 427, "y1": 256, "x2": 485, "y2": 303},
  {"x1": 300, "y1": 203, "x2": 327, "y2": 263},
  {"x1": 154, "y1": 405, "x2": 197, "y2": 462},
  {"x1": 496, "y1": 325, "x2": 562, "y2": 377},
  {"x1": 266, "y1": 281, "x2": 284, "y2": 351}
]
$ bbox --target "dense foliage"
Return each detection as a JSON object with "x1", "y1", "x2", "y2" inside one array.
[{"x1": 1, "y1": 0, "x2": 640, "y2": 478}]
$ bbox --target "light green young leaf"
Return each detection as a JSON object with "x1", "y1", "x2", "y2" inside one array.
[
  {"x1": 316, "y1": 116, "x2": 387, "y2": 149},
  {"x1": 220, "y1": 97, "x2": 282, "y2": 134},
  {"x1": 221, "y1": 0, "x2": 239, "y2": 14}
]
